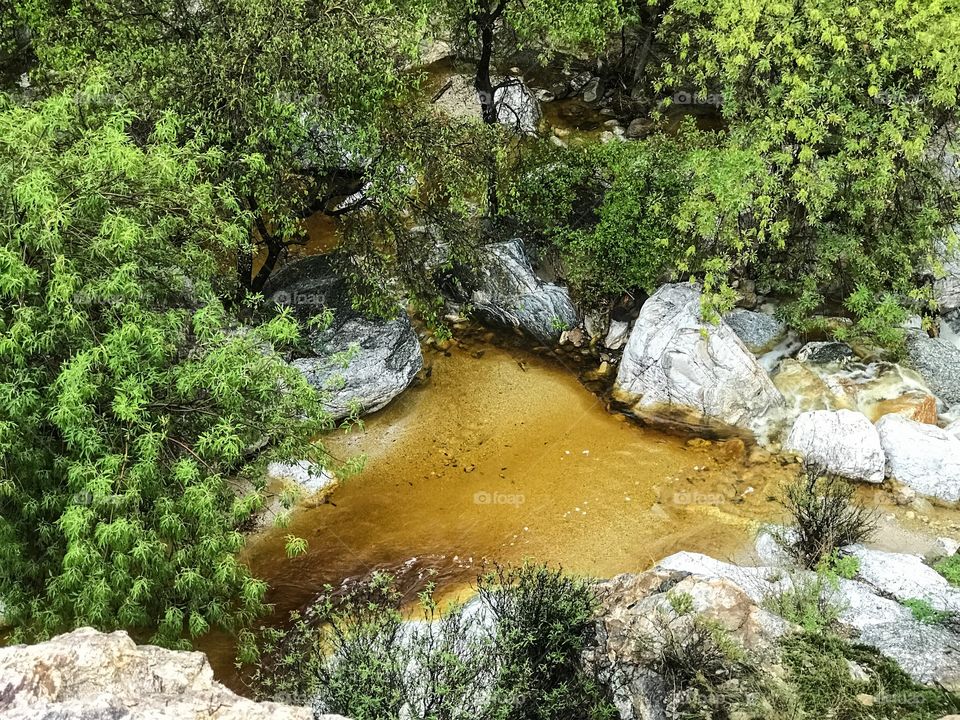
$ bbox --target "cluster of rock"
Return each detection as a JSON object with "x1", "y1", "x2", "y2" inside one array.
[
  {"x1": 594, "y1": 547, "x2": 960, "y2": 719},
  {"x1": 0, "y1": 627, "x2": 344, "y2": 720}
]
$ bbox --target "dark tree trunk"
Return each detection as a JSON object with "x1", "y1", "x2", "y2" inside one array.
[
  {"x1": 472, "y1": 0, "x2": 507, "y2": 221},
  {"x1": 251, "y1": 236, "x2": 283, "y2": 293}
]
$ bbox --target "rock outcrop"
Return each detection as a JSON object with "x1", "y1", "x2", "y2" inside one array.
[
  {"x1": 876, "y1": 414, "x2": 960, "y2": 503},
  {"x1": 594, "y1": 565, "x2": 791, "y2": 720},
  {"x1": 0, "y1": 627, "x2": 345, "y2": 720},
  {"x1": 469, "y1": 239, "x2": 578, "y2": 344},
  {"x1": 655, "y1": 551, "x2": 960, "y2": 691},
  {"x1": 612, "y1": 283, "x2": 784, "y2": 436},
  {"x1": 783, "y1": 409, "x2": 885, "y2": 483},
  {"x1": 263, "y1": 256, "x2": 423, "y2": 420}
]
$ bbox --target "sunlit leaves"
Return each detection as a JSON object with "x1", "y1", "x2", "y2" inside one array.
[{"x1": 0, "y1": 92, "x2": 333, "y2": 646}]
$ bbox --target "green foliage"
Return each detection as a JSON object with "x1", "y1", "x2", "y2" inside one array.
[
  {"x1": 781, "y1": 633, "x2": 960, "y2": 719},
  {"x1": 246, "y1": 574, "x2": 497, "y2": 718},
  {"x1": 902, "y1": 598, "x2": 954, "y2": 626},
  {"x1": 0, "y1": 88, "x2": 330, "y2": 645},
  {"x1": 503, "y1": 127, "x2": 767, "y2": 311},
  {"x1": 934, "y1": 554, "x2": 960, "y2": 586},
  {"x1": 249, "y1": 564, "x2": 615, "y2": 720},
  {"x1": 764, "y1": 570, "x2": 845, "y2": 635},
  {"x1": 477, "y1": 562, "x2": 616, "y2": 720},
  {"x1": 652, "y1": 0, "x2": 960, "y2": 344},
  {"x1": 20, "y1": 0, "x2": 496, "y2": 312},
  {"x1": 821, "y1": 550, "x2": 861, "y2": 581}
]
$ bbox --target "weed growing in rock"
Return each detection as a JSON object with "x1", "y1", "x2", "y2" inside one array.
[
  {"x1": 935, "y1": 554, "x2": 960, "y2": 586},
  {"x1": 775, "y1": 468, "x2": 878, "y2": 569},
  {"x1": 901, "y1": 598, "x2": 954, "y2": 626},
  {"x1": 762, "y1": 569, "x2": 846, "y2": 636}
]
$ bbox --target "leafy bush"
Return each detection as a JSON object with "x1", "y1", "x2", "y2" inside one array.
[
  {"x1": 774, "y1": 469, "x2": 878, "y2": 569},
  {"x1": 249, "y1": 564, "x2": 615, "y2": 720},
  {"x1": 477, "y1": 563, "x2": 616, "y2": 720},
  {"x1": 651, "y1": 0, "x2": 960, "y2": 345},
  {"x1": 245, "y1": 574, "x2": 495, "y2": 719},
  {"x1": 0, "y1": 88, "x2": 329, "y2": 646},
  {"x1": 501, "y1": 128, "x2": 763, "y2": 315}
]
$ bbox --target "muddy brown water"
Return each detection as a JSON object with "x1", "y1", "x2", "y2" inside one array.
[{"x1": 202, "y1": 338, "x2": 805, "y2": 689}]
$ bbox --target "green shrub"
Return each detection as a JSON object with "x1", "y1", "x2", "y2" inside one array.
[
  {"x1": 248, "y1": 564, "x2": 615, "y2": 720},
  {"x1": 775, "y1": 469, "x2": 878, "y2": 569},
  {"x1": 477, "y1": 562, "x2": 616, "y2": 720},
  {"x1": 781, "y1": 633, "x2": 960, "y2": 720},
  {"x1": 763, "y1": 570, "x2": 845, "y2": 636},
  {"x1": 934, "y1": 554, "x2": 960, "y2": 586}
]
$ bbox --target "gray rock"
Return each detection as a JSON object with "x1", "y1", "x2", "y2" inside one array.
[
  {"x1": 264, "y1": 256, "x2": 423, "y2": 420},
  {"x1": 876, "y1": 414, "x2": 960, "y2": 503},
  {"x1": 604, "y1": 319, "x2": 631, "y2": 350},
  {"x1": 905, "y1": 330, "x2": 960, "y2": 405},
  {"x1": 934, "y1": 234, "x2": 960, "y2": 311},
  {"x1": 432, "y1": 74, "x2": 541, "y2": 135},
  {"x1": 612, "y1": 283, "x2": 784, "y2": 435},
  {"x1": 595, "y1": 566, "x2": 790, "y2": 720},
  {"x1": 723, "y1": 309, "x2": 786, "y2": 354},
  {"x1": 845, "y1": 545, "x2": 960, "y2": 613},
  {"x1": 582, "y1": 76, "x2": 602, "y2": 103},
  {"x1": 655, "y1": 552, "x2": 960, "y2": 690},
  {"x1": 470, "y1": 239, "x2": 578, "y2": 344},
  {"x1": 267, "y1": 460, "x2": 335, "y2": 493},
  {"x1": 0, "y1": 627, "x2": 321, "y2": 720},
  {"x1": 783, "y1": 410, "x2": 885, "y2": 483},
  {"x1": 584, "y1": 309, "x2": 608, "y2": 343},
  {"x1": 795, "y1": 341, "x2": 856, "y2": 365},
  {"x1": 625, "y1": 118, "x2": 651, "y2": 139},
  {"x1": 494, "y1": 77, "x2": 542, "y2": 135}
]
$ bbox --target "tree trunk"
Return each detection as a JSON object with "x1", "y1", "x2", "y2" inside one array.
[{"x1": 473, "y1": 4, "x2": 504, "y2": 220}]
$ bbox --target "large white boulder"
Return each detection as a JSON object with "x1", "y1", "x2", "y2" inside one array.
[
  {"x1": 783, "y1": 409, "x2": 885, "y2": 483},
  {"x1": 876, "y1": 414, "x2": 960, "y2": 502},
  {"x1": 845, "y1": 545, "x2": 960, "y2": 613},
  {"x1": 432, "y1": 74, "x2": 541, "y2": 135},
  {"x1": 613, "y1": 283, "x2": 784, "y2": 435}
]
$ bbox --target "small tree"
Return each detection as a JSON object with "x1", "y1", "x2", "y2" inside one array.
[{"x1": 775, "y1": 467, "x2": 878, "y2": 569}]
